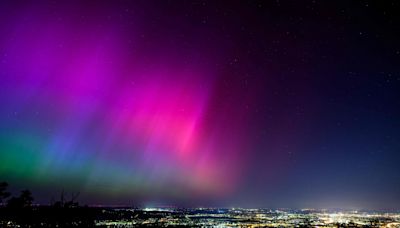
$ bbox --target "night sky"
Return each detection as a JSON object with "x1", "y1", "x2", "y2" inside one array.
[{"x1": 0, "y1": 0, "x2": 399, "y2": 210}]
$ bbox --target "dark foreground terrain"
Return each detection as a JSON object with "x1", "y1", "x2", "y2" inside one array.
[{"x1": 1, "y1": 207, "x2": 399, "y2": 227}]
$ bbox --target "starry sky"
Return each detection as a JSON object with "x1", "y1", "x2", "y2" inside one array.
[{"x1": 0, "y1": 0, "x2": 399, "y2": 209}]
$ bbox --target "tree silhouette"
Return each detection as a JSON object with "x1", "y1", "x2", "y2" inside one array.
[
  {"x1": 0, "y1": 182, "x2": 11, "y2": 205},
  {"x1": 52, "y1": 190, "x2": 80, "y2": 208},
  {"x1": 7, "y1": 189, "x2": 34, "y2": 208},
  {"x1": 20, "y1": 190, "x2": 33, "y2": 207}
]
